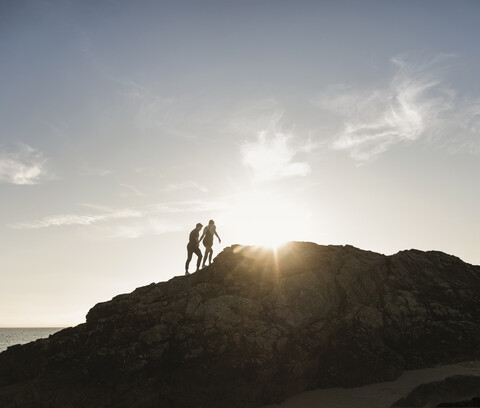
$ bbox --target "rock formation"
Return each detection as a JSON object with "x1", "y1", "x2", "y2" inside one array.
[
  {"x1": 1, "y1": 242, "x2": 479, "y2": 408},
  {"x1": 392, "y1": 375, "x2": 480, "y2": 407}
]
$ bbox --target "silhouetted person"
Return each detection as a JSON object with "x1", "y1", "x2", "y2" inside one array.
[
  {"x1": 185, "y1": 222, "x2": 203, "y2": 275},
  {"x1": 200, "y1": 219, "x2": 221, "y2": 268}
]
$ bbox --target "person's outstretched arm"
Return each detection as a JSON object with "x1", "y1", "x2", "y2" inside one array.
[{"x1": 199, "y1": 228, "x2": 206, "y2": 243}]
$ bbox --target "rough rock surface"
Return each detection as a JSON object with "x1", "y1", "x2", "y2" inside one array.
[
  {"x1": 439, "y1": 396, "x2": 480, "y2": 407},
  {"x1": 392, "y1": 375, "x2": 480, "y2": 407},
  {"x1": 1, "y1": 242, "x2": 480, "y2": 408}
]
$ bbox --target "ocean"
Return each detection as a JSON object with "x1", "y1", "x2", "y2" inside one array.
[{"x1": 0, "y1": 328, "x2": 63, "y2": 353}]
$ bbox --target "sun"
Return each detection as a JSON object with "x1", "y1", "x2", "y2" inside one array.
[{"x1": 222, "y1": 190, "x2": 310, "y2": 249}]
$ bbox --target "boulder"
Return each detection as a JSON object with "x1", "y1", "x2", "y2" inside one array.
[{"x1": 1, "y1": 242, "x2": 479, "y2": 407}]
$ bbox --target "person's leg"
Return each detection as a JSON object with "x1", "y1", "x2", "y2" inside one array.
[
  {"x1": 202, "y1": 247, "x2": 208, "y2": 267},
  {"x1": 204, "y1": 247, "x2": 211, "y2": 265},
  {"x1": 203, "y1": 246, "x2": 212, "y2": 266},
  {"x1": 208, "y1": 248, "x2": 213, "y2": 265},
  {"x1": 185, "y1": 245, "x2": 193, "y2": 274},
  {"x1": 194, "y1": 247, "x2": 203, "y2": 271}
]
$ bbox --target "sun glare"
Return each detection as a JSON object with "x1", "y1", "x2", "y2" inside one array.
[{"x1": 222, "y1": 191, "x2": 310, "y2": 249}]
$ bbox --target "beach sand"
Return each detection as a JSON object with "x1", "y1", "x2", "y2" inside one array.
[{"x1": 261, "y1": 360, "x2": 480, "y2": 408}]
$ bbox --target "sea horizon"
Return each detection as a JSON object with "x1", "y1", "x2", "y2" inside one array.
[
  {"x1": 0, "y1": 326, "x2": 65, "y2": 329},
  {"x1": 0, "y1": 327, "x2": 64, "y2": 353}
]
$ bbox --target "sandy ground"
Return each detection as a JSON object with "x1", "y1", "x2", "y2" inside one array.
[{"x1": 261, "y1": 360, "x2": 480, "y2": 408}]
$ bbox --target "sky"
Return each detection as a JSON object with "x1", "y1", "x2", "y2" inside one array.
[{"x1": 1, "y1": 0, "x2": 479, "y2": 327}]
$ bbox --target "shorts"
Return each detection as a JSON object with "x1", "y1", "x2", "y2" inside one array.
[
  {"x1": 203, "y1": 236, "x2": 213, "y2": 248},
  {"x1": 187, "y1": 243, "x2": 202, "y2": 258}
]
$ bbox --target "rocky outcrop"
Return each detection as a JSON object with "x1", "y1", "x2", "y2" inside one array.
[
  {"x1": 392, "y1": 375, "x2": 480, "y2": 407},
  {"x1": 1, "y1": 242, "x2": 480, "y2": 408}
]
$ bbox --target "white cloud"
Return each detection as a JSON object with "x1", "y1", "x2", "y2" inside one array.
[
  {"x1": 230, "y1": 101, "x2": 315, "y2": 181},
  {"x1": 11, "y1": 209, "x2": 144, "y2": 229},
  {"x1": 0, "y1": 143, "x2": 49, "y2": 185},
  {"x1": 241, "y1": 128, "x2": 311, "y2": 181},
  {"x1": 318, "y1": 55, "x2": 480, "y2": 161}
]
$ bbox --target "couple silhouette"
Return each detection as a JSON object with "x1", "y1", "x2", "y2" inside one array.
[{"x1": 185, "y1": 220, "x2": 221, "y2": 275}]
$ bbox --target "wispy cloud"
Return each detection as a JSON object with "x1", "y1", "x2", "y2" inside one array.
[
  {"x1": 119, "y1": 183, "x2": 146, "y2": 197},
  {"x1": 78, "y1": 162, "x2": 113, "y2": 177},
  {"x1": 229, "y1": 99, "x2": 282, "y2": 136},
  {"x1": 127, "y1": 83, "x2": 220, "y2": 139},
  {"x1": 86, "y1": 200, "x2": 224, "y2": 239},
  {"x1": 132, "y1": 89, "x2": 176, "y2": 132},
  {"x1": 439, "y1": 99, "x2": 480, "y2": 154},
  {"x1": 163, "y1": 181, "x2": 208, "y2": 193},
  {"x1": 78, "y1": 203, "x2": 116, "y2": 212},
  {"x1": 0, "y1": 143, "x2": 49, "y2": 185},
  {"x1": 318, "y1": 54, "x2": 480, "y2": 161},
  {"x1": 151, "y1": 199, "x2": 226, "y2": 213},
  {"x1": 11, "y1": 209, "x2": 144, "y2": 229},
  {"x1": 241, "y1": 124, "x2": 312, "y2": 182},
  {"x1": 11, "y1": 199, "x2": 226, "y2": 235},
  {"x1": 101, "y1": 218, "x2": 182, "y2": 239}
]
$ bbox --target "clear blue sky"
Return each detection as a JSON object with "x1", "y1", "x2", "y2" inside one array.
[{"x1": 1, "y1": 0, "x2": 479, "y2": 326}]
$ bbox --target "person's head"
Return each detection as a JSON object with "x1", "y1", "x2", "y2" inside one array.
[
  {"x1": 208, "y1": 219, "x2": 214, "y2": 225},
  {"x1": 196, "y1": 223, "x2": 203, "y2": 230}
]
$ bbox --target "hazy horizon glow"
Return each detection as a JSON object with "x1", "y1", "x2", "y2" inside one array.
[{"x1": 1, "y1": 0, "x2": 479, "y2": 326}]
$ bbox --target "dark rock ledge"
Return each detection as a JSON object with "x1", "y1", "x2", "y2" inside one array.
[
  {"x1": 1, "y1": 242, "x2": 479, "y2": 408},
  {"x1": 392, "y1": 374, "x2": 480, "y2": 407}
]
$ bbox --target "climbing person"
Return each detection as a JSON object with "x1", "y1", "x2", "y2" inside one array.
[
  {"x1": 185, "y1": 222, "x2": 203, "y2": 275},
  {"x1": 200, "y1": 219, "x2": 221, "y2": 268}
]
